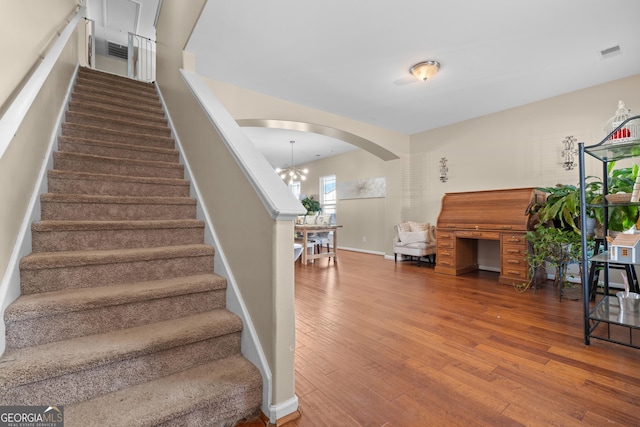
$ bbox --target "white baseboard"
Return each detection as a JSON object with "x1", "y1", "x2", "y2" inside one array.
[
  {"x1": 268, "y1": 395, "x2": 299, "y2": 424},
  {"x1": 338, "y1": 246, "x2": 385, "y2": 256}
]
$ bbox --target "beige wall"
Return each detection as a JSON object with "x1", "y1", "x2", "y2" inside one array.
[
  {"x1": 205, "y1": 79, "x2": 409, "y2": 256},
  {"x1": 0, "y1": 13, "x2": 79, "y2": 354},
  {"x1": 215, "y1": 74, "x2": 640, "y2": 263},
  {"x1": 299, "y1": 149, "x2": 391, "y2": 253},
  {"x1": 155, "y1": 0, "x2": 299, "y2": 414},
  {"x1": 0, "y1": 0, "x2": 77, "y2": 111},
  {"x1": 410, "y1": 74, "x2": 640, "y2": 268}
]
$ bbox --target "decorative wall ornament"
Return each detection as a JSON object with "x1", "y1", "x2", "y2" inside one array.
[
  {"x1": 337, "y1": 177, "x2": 386, "y2": 200},
  {"x1": 561, "y1": 135, "x2": 578, "y2": 170},
  {"x1": 439, "y1": 157, "x2": 448, "y2": 182}
]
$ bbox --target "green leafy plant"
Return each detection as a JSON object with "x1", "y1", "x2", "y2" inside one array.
[
  {"x1": 522, "y1": 225, "x2": 590, "y2": 296},
  {"x1": 301, "y1": 196, "x2": 321, "y2": 214},
  {"x1": 590, "y1": 162, "x2": 639, "y2": 232},
  {"x1": 529, "y1": 184, "x2": 581, "y2": 232},
  {"x1": 528, "y1": 181, "x2": 600, "y2": 233},
  {"x1": 522, "y1": 183, "x2": 597, "y2": 294}
]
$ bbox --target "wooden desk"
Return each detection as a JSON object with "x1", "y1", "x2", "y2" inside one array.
[
  {"x1": 295, "y1": 225, "x2": 342, "y2": 265},
  {"x1": 435, "y1": 188, "x2": 544, "y2": 285}
]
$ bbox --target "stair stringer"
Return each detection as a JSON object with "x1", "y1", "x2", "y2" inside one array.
[
  {"x1": 0, "y1": 64, "x2": 80, "y2": 356},
  {"x1": 155, "y1": 84, "x2": 273, "y2": 417}
]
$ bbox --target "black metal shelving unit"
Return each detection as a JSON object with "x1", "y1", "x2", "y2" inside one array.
[{"x1": 579, "y1": 115, "x2": 640, "y2": 348}]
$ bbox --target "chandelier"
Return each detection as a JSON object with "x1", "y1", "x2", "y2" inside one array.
[{"x1": 275, "y1": 140, "x2": 308, "y2": 184}]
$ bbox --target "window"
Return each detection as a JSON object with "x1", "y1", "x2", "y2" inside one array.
[
  {"x1": 289, "y1": 181, "x2": 301, "y2": 199},
  {"x1": 320, "y1": 175, "x2": 336, "y2": 219}
]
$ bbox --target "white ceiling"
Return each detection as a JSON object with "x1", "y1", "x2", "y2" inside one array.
[{"x1": 89, "y1": 0, "x2": 640, "y2": 168}]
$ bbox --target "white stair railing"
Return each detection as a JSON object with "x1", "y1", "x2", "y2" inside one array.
[{"x1": 128, "y1": 33, "x2": 156, "y2": 82}]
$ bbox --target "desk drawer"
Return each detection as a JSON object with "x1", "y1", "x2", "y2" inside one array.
[
  {"x1": 437, "y1": 231, "x2": 454, "y2": 241},
  {"x1": 456, "y1": 230, "x2": 500, "y2": 240},
  {"x1": 437, "y1": 249, "x2": 455, "y2": 267},
  {"x1": 502, "y1": 233, "x2": 527, "y2": 245},
  {"x1": 503, "y1": 256, "x2": 526, "y2": 269},
  {"x1": 438, "y1": 240, "x2": 454, "y2": 249},
  {"x1": 501, "y1": 267, "x2": 528, "y2": 281},
  {"x1": 437, "y1": 231, "x2": 455, "y2": 248},
  {"x1": 502, "y1": 244, "x2": 526, "y2": 257}
]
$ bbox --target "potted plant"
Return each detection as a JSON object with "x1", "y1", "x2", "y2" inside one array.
[
  {"x1": 524, "y1": 183, "x2": 596, "y2": 297},
  {"x1": 590, "y1": 162, "x2": 639, "y2": 232},
  {"x1": 524, "y1": 225, "x2": 583, "y2": 297},
  {"x1": 527, "y1": 181, "x2": 600, "y2": 233},
  {"x1": 301, "y1": 196, "x2": 321, "y2": 215}
]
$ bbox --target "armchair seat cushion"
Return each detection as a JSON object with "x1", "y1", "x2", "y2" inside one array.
[
  {"x1": 396, "y1": 240, "x2": 431, "y2": 250},
  {"x1": 398, "y1": 230, "x2": 428, "y2": 245}
]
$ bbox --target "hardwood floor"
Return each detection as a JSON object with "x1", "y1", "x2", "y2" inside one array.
[{"x1": 283, "y1": 250, "x2": 640, "y2": 426}]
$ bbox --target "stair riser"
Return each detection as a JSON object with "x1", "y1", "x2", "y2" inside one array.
[
  {"x1": 75, "y1": 75, "x2": 158, "y2": 98},
  {"x1": 40, "y1": 200, "x2": 196, "y2": 221},
  {"x1": 6, "y1": 289, "x2": 226, "y2": 348},
  {"x1": 47, "y1": 174, "x2": 190, "y2": 197},
  {"x1": 154, "y1": 392, "x2": 262, "y2": 427},
  {"x1": 61, "y1": 124, "x2": 175, "y2": 150},
  {"x1": 68, "y1": 101, "x2": 167, "y2": 127},
  {"x1": 20, "y1": 253, "x2": 213, "y2": 294},
  {"x1": 66, "y1": 112, "x2": 171, "y2": 138},
  {"x1": 53, "y1": 155, "x2": 184, "y2": 179},
  {"x1": 2, "y1": 333, "x2": 241, "y2": 406},
  {"x1": 58, "y1": 139, "x2": 179, "y2": 163},
  {"x1": 32, "y1": 226, "x2": 204, "y2": 252},
  {"x1": 72, "y1": 83, "x2": 162, "y2": 108},
  {"x1": 77, "y1": 68, "x2": 155, "y2": 87},
  {"x1": 70, "y1": 91, "x2": 164, "y2": 117}
]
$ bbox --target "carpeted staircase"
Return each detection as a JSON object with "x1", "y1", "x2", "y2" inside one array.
[{"x1": 0, "y1": 67, "x2": 262, "y2": 426}]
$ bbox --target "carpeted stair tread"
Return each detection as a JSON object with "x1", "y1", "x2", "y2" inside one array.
[
  {"x1": 5, "y1": 273, "x2": 225, "y2": 322},
  {"x1": 68, "y1": 100, "x2": 167, "y2": 126},
  {"x1": 65, "y1": 111, "x2": 172, "y2": 137},
  {"x1": 0, "y1": 309, "x2": 242, "y2": 389},
  {"x1": 41, "y1": 192, "x2": 195, "y2": 207},
  {"x1": 71, "y1": 90, "x2": 164, "y2": 116},
  {"x1": 40, "y1": 194, "x2": 197, "y2": 221},
  {"x1": 77, "y1": 66, "x2": 156, "y2": 85},
  {"x1": 57, "y1": 135, "x2": 179, "y2": 163},
  {"x1": 76, "y1": 69, "x2": 157, "y2": 93},
  {"x1": 32, "y1": 219, "x2": 203, "y2": 233},
  {"x1": 5, "y1": 274, "x2": 228, "y2": 348},
  {"x1": 61, "y1": 122, "x2": 175, "y2": 149},
  {"x1": 48, "y1": 169, "x2": 188, "y2": 186},
  {"x1": 77, "y1": 67, "x2": 156, "y2": 88},
  {"x1": 53, "y1": 151, "x2": 184, "y2": 179},
  {"x1": 20, "y1": 244, "x2": 213, "y2": 270},
  {"x1": 72, "y1": 81, "x2": 162, "y2": 106},
  {"x1": 65, "y1": 354, "x2": 262, "y2": 427},
  {"x1": 75, "y1": 74, "x2": 158, "y2": 98},
  {"x1": 31, "y1": 219, "x2": 205, "y2": 252},
  {"x1": 47, "y1": 170, "x2": 190, "y2": 197}
]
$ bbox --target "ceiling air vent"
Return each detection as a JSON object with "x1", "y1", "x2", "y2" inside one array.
[
  {"x1": 600, "y1": 44, "x2": 621, "y2": 60},
  {"x1": 107, "y1": 41, "x2": 128, "y2": 60}
]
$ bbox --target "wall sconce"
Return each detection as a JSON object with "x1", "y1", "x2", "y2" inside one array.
[
  {"x1": 561, "y1": 135, "x2": 577, "y2": 170},
  {"x1": 439, "y1": 157, "x2": 448, "y2": 182}
]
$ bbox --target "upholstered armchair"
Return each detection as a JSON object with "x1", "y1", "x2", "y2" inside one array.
[{"x1": 393, "y1": 221, "x2": 437, "y2": 266}]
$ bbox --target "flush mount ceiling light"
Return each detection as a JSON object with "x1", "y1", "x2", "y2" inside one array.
[
  {"x1": 275, "y1": 140, "x2": 308, "y2": 184},
  {"x1": 410, "y1": 60, "x2": 440, "y2": 81}
]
